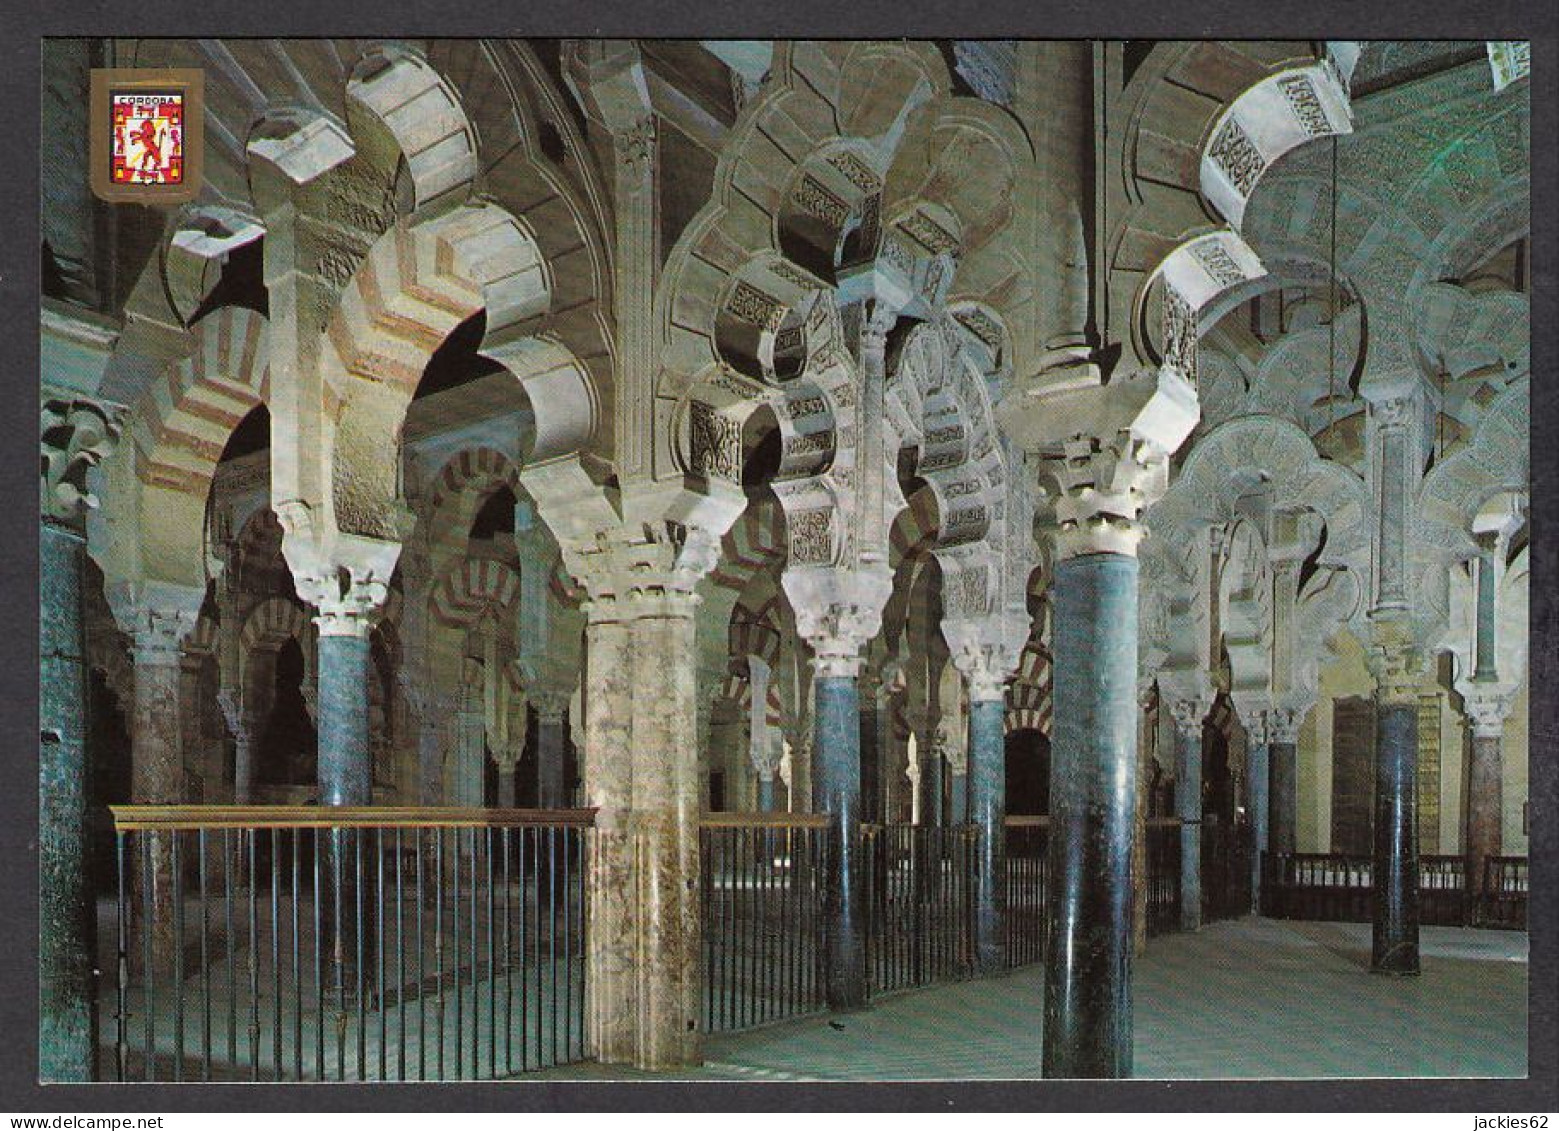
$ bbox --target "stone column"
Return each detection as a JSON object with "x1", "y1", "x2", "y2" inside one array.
[
  {"x1": 534, "y1": 691, "x2": 570, "y2": 809},
  {"x1": 1366, "y1": 393, "x2": 1424, "y2": 976},
  {"x1": 945, "y1": 627, "x2": 1017, "y2": 974},
  {"x1": 1462, "y1": 690, "x2": 1511, "y2": 910},
  {"x1": 1033, "y1": 429, "x2": 1181, "y2": 1080},
  {"x1": 784, "y1": 567, "x2": 894, "y2": 1014},
  {"x1": 1166, "y1": 695, "x2": 1209, "y2": 932},
  {"x1": 294, "y1": 565, "x2": 391, "y2": 1001},
  {"x1": 1264, "y1": 703, "x2": 1307, "y2": 859},
  {"x1": 1244, "y1": 717, "x2": 1269, "y2": 915},
  {"x1": 918, "y1": 733, "x2": 944, "y2": 828},
  {"x1": 494, "y1": 749, "x2": 520, "y2": 809},
  {"x1": 113, "y1": 581, "x2": 205, "y2": 982},
  {"x1": 39, "y1": 398, "x2": 119, "y2": 1081},
  {"x1": 575, "y1": 539, "x2": 714, "y2": 1070},
  {"x1": 858, "y1": 671, "x2": 882, "y2": 824}
]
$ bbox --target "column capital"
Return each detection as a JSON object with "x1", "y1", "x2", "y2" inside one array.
[
  {"x1": 530, "y1": 687, "x2": 571, "y2": 723},
  {"x1": 782, "y1": 564, "x2": 895, "y2": 679},
  {"x1": 41, "y1": 398, "x2": 122, "y2": 530},
  {"x1": 1165, "y1": 694, "x2": 1213, "y2": 738},
  {"x1": 944, "y1": 613, "x2": 1025, "y2": 702},
  {"x1": 107, "y1": 580, "x2": 206, "y2": 664},
  {"x1": 1459, "y1": 683, "x2": 1517, "y2": 739},
  {"x1": 1038, "y1": 430, "x2": 1172, "y2": 560},
  {"x1": 1368, "y1": 616, "x2": 1426, "y2": 705},
  {"x1": 612, "y1": 114, "x2": 657, "y2": 169},
  {"x1": 569, "y1": 517, "x2": 727, "y2": 616},
  {"x1": 1260, "y1": 696, "x2": 1314, "y2": 745}
]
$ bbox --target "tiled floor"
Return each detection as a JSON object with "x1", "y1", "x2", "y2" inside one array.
[{"x1": 535, "y1": 917, "x2": 1528, "y2": 1081}]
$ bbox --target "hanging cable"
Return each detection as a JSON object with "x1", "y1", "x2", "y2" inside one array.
[{"x1": 1327, "y1": 134, "x2": 1338, "y2": 445}]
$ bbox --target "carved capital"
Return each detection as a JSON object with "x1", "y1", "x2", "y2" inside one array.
[
  {"x1": 783, "y1": 565, "x2": 895, "y2": 679},
  {"x1": 944, "y1": 613, "x2": 1025, "y2": 702},
  {"x1": 107, "y1": 580, "x2": 206, "y2": 664},
  {"x1": 1040, "y1": 430, "x2": 1170, "y2": 559},
  {"x1": 41, "y1": 398, "x2": 121, "y2": 528},
  {"x1": 295, "y1": 569, "x2": 388, "y2": 638},
  {"x1": 1166, "y1": 695, "x2": 1213, "y2": 738},
  {"x1": 613, "y1": 115, "x2": 656, "y2": 169},
  {"x1": 1367, "y1": 616, "x2": 1425, "y2": 705},
  {"x1": 1459, "y1": 683, "x2": 1517, "y2": 739}
]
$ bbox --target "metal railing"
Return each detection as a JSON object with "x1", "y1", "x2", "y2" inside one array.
[
  {"x1": 699, "y1": 814, "x2": 829, "y2": 1034},
  {"x1": 1262, "y1": 851, "x2": 1527, "y2": 929},
  {"x1": 109, "y1": 806, "x2": 592, "y2": 1082},
  {"x1": 1478, "y1": 856, "x2": 1528, "y2": 929},
  {"x1": 1003, "y1": 818, "x2": 1048, "y2": 968},
  {"x1": 863, "y1": 824, "x2": 979, "y2": 993}
]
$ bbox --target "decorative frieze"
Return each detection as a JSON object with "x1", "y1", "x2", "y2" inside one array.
[
  {"x1": 726, "y1": 281, "x2": 786, "y2": 332},
  {"x1": 788, "y1": 508, "x2": 835, "y2": 565}
]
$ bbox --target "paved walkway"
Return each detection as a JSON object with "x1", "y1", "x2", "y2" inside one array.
[{"x1": 538, "y1": 917, "x2": 1527, "y2": 1081}]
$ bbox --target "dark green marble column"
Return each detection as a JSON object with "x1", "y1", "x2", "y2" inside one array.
[
  {"x1": 815, "y1": 674, "x2": 866, "y2": 1010},
  {"x1": 1043, "y1": 551, "x2": 1139, "y2": 1079},
  {"x1": 1372, "y1": 701, "x2": 1420, "y2": 974},
  {"x1": 969, "y1": 697, "x2": 1006, "y2": 971},
  {"x1": 40, "y1": 519, "x2": 94, "y2": 1081},
  {"x1": 1169, "y1": 702, "x2": 1205, "y2": 932},
  {"x1": 316, "y1": 622, "x2": 375, "y2": 1001}
]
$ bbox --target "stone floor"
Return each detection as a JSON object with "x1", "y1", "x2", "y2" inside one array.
[{"x1": 537, "y1": 917, "x2": 1528, "y2": 1081}]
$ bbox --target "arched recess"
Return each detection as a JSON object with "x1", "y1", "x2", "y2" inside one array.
[
  {"x1": 320, "y1": 200, "x2": 599, "y2": 544},
  {"x1": 1413, "y1": 377, "x2": 1530, "y2": 649},
  {"x1": 421, "y1": 447, "x2": 525, "y2": 566},
  {"x1": 91, "y1": 305, "x2": 270, "y2": 591}
]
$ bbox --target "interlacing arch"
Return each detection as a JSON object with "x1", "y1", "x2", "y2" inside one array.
[
  {"x1": 429, "y1": 558, "x2": 522, "y2": 630},
  {"x1": 323, "y1": 201, "x2": 597, "y2": 542}
]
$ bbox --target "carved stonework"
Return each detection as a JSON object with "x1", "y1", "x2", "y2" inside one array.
[
  {"x1": 827, "y1": 151, "x2": 879, "y2": 194},
  {"x1": 614, "y1": 116, "x2": 657, "y2": 169},
  {"x1": 41, "y1": 399, "x2": 120, "y2": 528},
  {"x1": 1208, "y1": 117, "x2": 1265, "y2": 197},
  {"x1": 1488, "y1": 41, "x2": 1531, "y2": 93},
  {"x1": 1039, "y1": 429, "x2": 1172, "y2": 561},
  {"x1": 793, "y1": 174, "x2": 849, "y2": 228},
  {"x1": 1162, "y1": 285, "x2": 1198, "y2": 387},
  {"x1": 1277, "y1": 74, "x2": 1332, "y2": 137},
  {"x1": 727, "y1": 281, "x2": 786, "y2": 332},
  {"x1": 687, "y1": 401, "x2": 742, "y2": 482},
  {"x1": 1166, "y1": 695, "x2": 1213, "y2": 738},
  {"x1": 1189, "y1": 241, "x2": 1248, "y2": 290},
  {"x1": 899, "y1": 210, "x2": 960, "y2": 257},
  {"x1": 788, "y1": 508, "x2": 835, "y2": 566}
]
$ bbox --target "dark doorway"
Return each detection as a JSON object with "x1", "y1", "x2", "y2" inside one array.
[{"x1": 1005, "y1": 727, "x2": 1050, "y2": 816}]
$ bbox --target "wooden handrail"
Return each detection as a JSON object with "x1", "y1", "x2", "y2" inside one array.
[
  {"x1": 110, "y1": 805, "x2": 599, "y2": 831},
  {"x1": 699, "y1": 811, "x2": 833, "y2": 829}
]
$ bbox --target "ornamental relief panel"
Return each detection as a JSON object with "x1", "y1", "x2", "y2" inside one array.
[
  {"x1": 788, "y1": 508, "x2": 835, "y2": 565},
  {"x1": 1277, "y1": 74, "x2": 1332, "y2": 137},
  {"x1": 1207, "y1": 117, "x2": 1266, "y2": 197},
  {"x1": 687, "y1": 400, "x2": 743, "y2": 482}
]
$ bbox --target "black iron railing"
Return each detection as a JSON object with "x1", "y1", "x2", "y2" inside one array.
[
  {"x1": 1144, "y1": 818, "x2": 1183, "y2": 937},
  {"x1": 1003, "y1": 818, "x2": 1048, "y2": 968},
  {"x1": 863, "y1": 824, "x2": 979, "y2": 993},
  {"x1": 699, "y1": 814, "x2": 829, "y2": 1034},
  {"x1": 1478, "y1": 856, "x2": 1528, "y2": 930},
  {"x1": 109, "y1": 806, "x2": 592, "y2": 1082},
  {"x1": 1263, "y1": 851, "x2": 1527, "y2": 929}
]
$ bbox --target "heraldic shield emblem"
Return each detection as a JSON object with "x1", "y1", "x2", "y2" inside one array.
[{"x1": 90, "y1": 68, "x2": 203, "y2": 203}]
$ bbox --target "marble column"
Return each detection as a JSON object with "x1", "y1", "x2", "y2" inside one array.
[
  {"x1": 1167, "y1": 698, "x2": 1208, "y2": 932},
  {"x1": 785, "y1": 566, "x2": 893, "y2": 1015},
  {"x1": 919, "y1": 739, "x2": 944, "y2": 828},
  {"x1": 495, "y1": 753, "x2": 519, "y2": 809},
  {"x1": 1265, "y1": 705, "x2": 1306, "y2": 859},
  {"x1": 1044, "y1": 550, "x2": 1140, "y2": 1078},
  {"x1": 1246, "y1": 728, "x2": 1269, "y2": 914},
  {"x1": 968, "y1": 695, "x2": 1006, "y2": 971},
  {"x1": 534, "y1": 692, "x2": 569, "y2": 809},
  {"x1": 1462, "y1": 692, "x2": 1510, "y2": 910},
  {"x1": 1366, "y1": 393, "x2": 1423, "y2": 976},
  {"x1": 858, "y1": 676, "x2": 881, "y2": 824},
  {"x1": 302, "y1": 573, "x2": 388, "y2": 1001},
  {"x1": 580, "y1": 581, "x2": 704, "y2": 1069},
  {"x1": 815, "y1": 668, "x2": 866, "y2": 1009},
  {"x1": 39, "y1": 399, "x2": 118, "y2": 1081}
]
